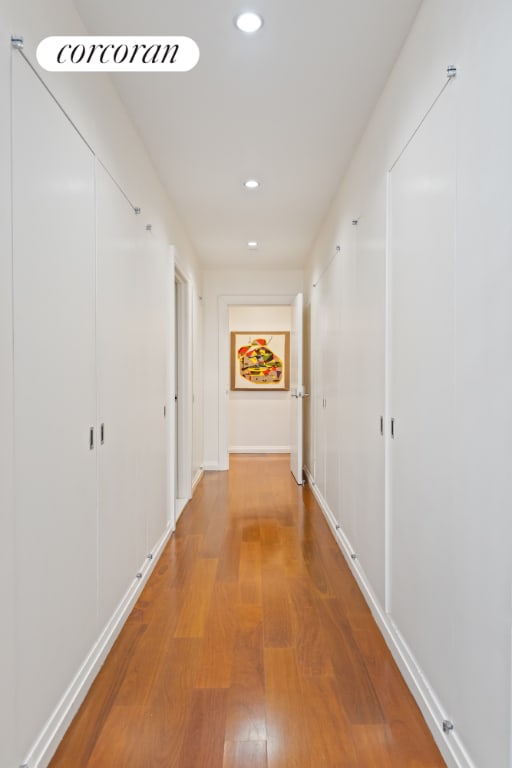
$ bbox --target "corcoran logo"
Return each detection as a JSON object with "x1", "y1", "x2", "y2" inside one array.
[{"x1": 36, "y1": 36, "x2": 200, "y2": 72}]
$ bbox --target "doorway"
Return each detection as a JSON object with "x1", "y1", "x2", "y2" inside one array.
[
  {"x1": 218, "y1": 294, "x2": 303, "y2": 478},
  {"x1": 174, "y1": 266, "x2": 193, "y2": 521}
]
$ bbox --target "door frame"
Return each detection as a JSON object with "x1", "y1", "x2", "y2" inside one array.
[
  {"x1": 218, "y1": 294, "x2": 296, "y2": 471},
  {"x1": 169, "y1": 257, "x2": 193, "y2": 524}
]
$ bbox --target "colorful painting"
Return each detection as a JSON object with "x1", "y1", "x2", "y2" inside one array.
[{"x1": 231, "y1": 331, "x2": 290, "y2": 390}]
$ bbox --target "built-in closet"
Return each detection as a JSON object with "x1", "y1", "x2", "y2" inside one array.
[{"x1": 10, "y1": 52, "x2": 170, "y2": 762}]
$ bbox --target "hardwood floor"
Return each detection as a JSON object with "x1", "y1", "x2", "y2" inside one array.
[{"x1": 50, "y1": 454, "x2": 446, "y2": 767}]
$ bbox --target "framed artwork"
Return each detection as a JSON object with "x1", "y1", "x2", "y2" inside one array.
[{"x1": 231, "y1": 331, "x2": 290, "y2": 391}]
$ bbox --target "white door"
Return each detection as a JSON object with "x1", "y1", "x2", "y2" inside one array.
[
  {"x1": 174, "y1": 269, "x2": 193, "y2": 518},
  {"x1": 389, "y1": 82, "x2": 456, "y2": 709},
  {"x1": 96, "y1": 162, "x2": 141, "y2": 626},
  {"x1": 12, "y1": 54, "x2": 97, "y2": 753},
  {"x1": 290, "y1": 292, "x2": 304, "y2": 484}
]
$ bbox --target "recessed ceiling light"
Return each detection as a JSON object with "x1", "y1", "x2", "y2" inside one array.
[
  {"x1": 235, "y1": 12, "x2": 264, "y2": 33},
  {"x1": 244, "y1": 179, "x2": 260, "y2": 189},
  {"x1": 248, "y1": 241, "x2": 258, "y2": 248}
]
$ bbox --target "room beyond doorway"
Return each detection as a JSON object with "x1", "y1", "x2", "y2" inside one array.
[{"x1": 229, "y1": 305, "x2": 292, "y2": 455}]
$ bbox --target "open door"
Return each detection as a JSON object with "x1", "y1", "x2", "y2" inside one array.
[{"x1": 290, "y1": 292, "x2": 305, "y2": 484}]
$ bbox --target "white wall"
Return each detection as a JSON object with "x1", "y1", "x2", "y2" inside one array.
[
  {"x1": 9, "y1": 0, "x2": 200, "y2": 273},
  {"x1": 202, "y1": 269, "x2": 303, "y2": 470},
  {"x1": 305, "y1": 1, "x2": 512, "y2": 767},
  {"x1": 0, "y1": 2, "x2": 202, "y2": 766},
  {"x1": 229, "y1": 305, "x2": 292, "y2": 453},
  {"x1": 0, "y1": 2, "x2": 16, "y2": 766}
]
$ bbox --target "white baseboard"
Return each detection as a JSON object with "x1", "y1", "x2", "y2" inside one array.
[
  {"x1": 202, "y1": 460, "x2": 221, "y2": 471},
  {"x1": 229, "y1": 445, "x2": 290, "y2": 454},
  {"x1": 25, "y1": 523, "x2": 174, "y2": 768},
  {"x1": 175, "y1": 497, "x2": 188, "y2": 521},
  {"x1": 192, "y1": 467, "x2": 204, "y2": 493},
  {"x1": 304, "y1": 468, "x2": 475, "y2": 768}
]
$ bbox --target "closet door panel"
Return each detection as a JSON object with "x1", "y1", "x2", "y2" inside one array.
[
  {"x1": 313, "y1": 253, "x2": 341, "y2": 513},
  {"x1": 350, "y1": 191, "x2": 386, "y2": 602},
  {"x1": 137, "y1": 236, "x2": 168, "y2": 554},
  {"x1": 337, "y1": 237, "x2": 356, "y2": 535},
  {"x1": 389, "y1": 85, "x2": 456, "y2": 708},
  {"x1": 323, "y1": 255, "x2": 342, "y2": 519},
  {"x1": 311, "y1": 273, "x2": 326, "y2": 500},
  {"x1": 96, "y1": 165, "x2": 141, "y2": 627},
  {"x1": 12, "y1": 55, "x2": 97, "y2": 755}
]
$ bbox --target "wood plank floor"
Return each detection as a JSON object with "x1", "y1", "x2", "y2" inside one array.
[{"x1": 50, "y1": 454, "x2": 446, "y2": 768}]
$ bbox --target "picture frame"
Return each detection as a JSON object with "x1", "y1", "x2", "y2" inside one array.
[{"x1": 230, "y1": 331, "x2": 290, "y2": 391}]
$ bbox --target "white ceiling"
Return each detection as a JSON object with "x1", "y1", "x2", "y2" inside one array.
[{"x1": 74, "y1": 0, "x2": 422, "y2": 270}]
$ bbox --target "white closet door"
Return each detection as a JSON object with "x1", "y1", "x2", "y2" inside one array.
[
  {"x1": 323, "y1": 254, "x2": 342, "y2": 519},
  {"x1": 340, "y1": 193, "x2": 386, "y2": 602},
  {"x1": 337, "y1": 237, "x2": 355, "y2": 533},
  {"x1": 389, "y1": 84, "x2": 456, "y2": 707},
  {"x1": 137, "y1": 235, "x2": 168, "y2": 553},
  {"x1": 313, "y1": 253, "x2": 341, "y2": 515},
  {"x1": 96, "y1": 164, "x2": 141, "y2": 627},
  {"x1": 353, "y1": 193, "x2": 386, "y2": 603},
  {"x1": 12, "y1": 56, "x2": 97, "y2": 755},
  {"x1": 311, "y1": 279, "x2": 326, "y2": 499}
]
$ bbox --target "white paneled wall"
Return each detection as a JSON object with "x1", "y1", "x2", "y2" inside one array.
[
  {"x1": 0, "y1": 2, "x2": 16, "y2": 765},
  {"x1": 96, "y1": 163, "x2": 168, "y2": 627},
  {"x1": 12, "y1": 54, "x2": 99, "y2": 757},
  {"x1": 389, "y1": 80, "x2": 457, "y2": 711},
  {"x1": 4, "y1": 47, "x2": 177, "y2": 768},
  {"x1": 306, "y1": 1, "x2": 512, "y2": 767},
  {"x1": 0, "y1": 2, "x2": 202, "y2": 765}
]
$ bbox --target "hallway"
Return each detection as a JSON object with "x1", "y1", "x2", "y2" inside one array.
[{"x1": 50, "y1": 454, "x2": 445, "y2": 767}]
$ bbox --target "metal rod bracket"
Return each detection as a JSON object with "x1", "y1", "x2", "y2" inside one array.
[{"x1": 11, "y1": 35, "x2": 24, "y2": 50}]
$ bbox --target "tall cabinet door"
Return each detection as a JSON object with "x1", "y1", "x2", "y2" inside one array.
[
  {"x1": 136, "y1": 233, "x2": 168, "y2": 555},
  {"x1": 96, "y1": 164, "x2": 141, "y2": 628},
  {"x1": 389, "y1": 83, "x2": 456, "y2": 710},
  {"x1": 12, "y1": 55, "x2": 97, "y2": 756},
  {"x1": 339, "y1": 192, "x2": 386, "y2": 603},
  {"x1": 323, "y1": 253, "x2": 342, "y2": 518},
  {"x1": 312, "y1": 252, "x2": 341, "y2": 516}
]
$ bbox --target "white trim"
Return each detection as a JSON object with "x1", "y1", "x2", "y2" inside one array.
[
  {"x1": 192, "y1": 467, "x2": 204, "y2": 493},
  {"x1": 174, "y1": 468, "x2": 203, "y2": 525},
  {"x1": 175, "y1": 497, "x2": 188, "y2": 521},
  {"x1": 167, "y1": 246, "x2": 176, "y2": 531},
  {"x1": 175, "y1": 266, "x2": 193, "y2": 502},
  {"x1": 304, "y1": 467, "x2": 475, "y2": 768},
  {"x1": 229, "y1": 445, "x2": 291, "y2": 454},
  {"x1": 202, "y1": 460, "x2": 222, "y2": 471},
  {"x1": 385, "y1": 170, "x2": 393, "y2": 613},
  {"x1": 510, "y1": 627, "x2": 512, "y2": 768},
  {"x1": 23, "y1": 523, "x2": 173, "y2": 768}
]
